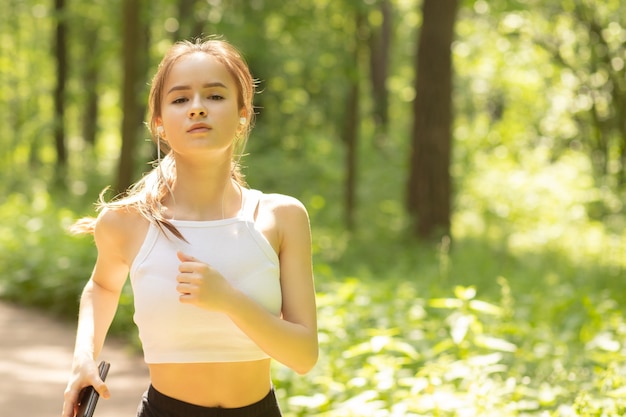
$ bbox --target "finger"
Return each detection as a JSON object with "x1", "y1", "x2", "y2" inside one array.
[
  {"x1": 177, "y1": 253, "x2": 201, "y2": 274},
  {"x1": 94, "y1": 380, "x2": 110, "y2": 400},
  {"x1": 62, "y1": 388, "x2": 80, "y2": 417},
  {"x1": 176, "y1": 270, "x2": 198, "y2": 284},
  {"x1": 61, "y1": 398, "x2": 74, "y2": 417},
  {"x1": 176, "y1": 282, "x2": 193, "y2": 294},
  {"x1": 177, "y1": 250, "x2": 197, "y2": 263},
  {"x1": 179, "y1": 293, "x2": 193, "y2": 304}
]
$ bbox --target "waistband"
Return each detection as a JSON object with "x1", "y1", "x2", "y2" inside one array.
[{"x1": 146, "y1": 384, "x2": 281, "y2": 417}]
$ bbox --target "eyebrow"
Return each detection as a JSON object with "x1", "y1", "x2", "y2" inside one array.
[{"x1": 166, "y1": 82, "x2": 228, "y2": 95}]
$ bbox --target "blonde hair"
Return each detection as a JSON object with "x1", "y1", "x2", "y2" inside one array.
[{"x1": 72, "y1": 38, "x2": 257, "y2": 239}]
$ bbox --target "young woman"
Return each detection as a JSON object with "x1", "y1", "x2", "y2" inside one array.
[{"x1": 62, "y1": 38, "x2": 318, "y2": 417}]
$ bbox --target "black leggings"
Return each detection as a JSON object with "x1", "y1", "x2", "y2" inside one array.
[{"x1": 136, "y1": 385, "x2": 282, "y2": 417}]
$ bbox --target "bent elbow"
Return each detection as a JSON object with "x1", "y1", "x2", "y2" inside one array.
[
  {"x1": 295, "y1": 365, "x2": 315, "y2": 375},
  {"x1": 294, "y1": 348, "x2": 318, "y2": 375}
]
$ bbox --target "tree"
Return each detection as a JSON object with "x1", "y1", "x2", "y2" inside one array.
[
  {"x1": 343, "y1": 7, "x2": 365, "y2": 231},
  {"x1": 53, "y1": 0, "x2": 68, "y2": 180},
  {"x1": 368, "y1": 0, "x2": 392, "y2": 138},
  {"x1": 79, "y1": 22, "x2": 101, "y2": 147},
  {"x1": 171, "y1": 0, "x2": 208, "y2": 41},
  {"x1": 534, "y1": 1, "x2": 626, "y2": 187},
  {"x1": 407, "y1": 0, "x2": 459, "y2": 240},
  {"x1": 116, "y1": 0, "x2": 149, "y2": 193}
]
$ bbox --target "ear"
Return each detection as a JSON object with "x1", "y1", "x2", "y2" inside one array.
[
  {"x1": 155, "y1": 119, "x2": 166, "y2": 138},
  {"x1": 239, "y1": 110, "x2": 248, "y2": 126}
]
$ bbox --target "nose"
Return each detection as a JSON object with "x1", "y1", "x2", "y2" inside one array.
[{"x1": 188, "y1": 95, "x2": 207, "y2": 118}]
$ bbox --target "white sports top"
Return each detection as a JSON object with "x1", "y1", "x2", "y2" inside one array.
[{"x1": 129, "y1": 189, "x2": 282, "y2": 363}]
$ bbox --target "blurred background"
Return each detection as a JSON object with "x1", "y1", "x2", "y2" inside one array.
[{"x1": 1, "y1": 0, "x2": 625, "y2": 415}]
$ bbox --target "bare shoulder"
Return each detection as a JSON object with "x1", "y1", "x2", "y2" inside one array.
[
  {"x1": 95, "y1": 206, "x2": 149, "y2": 265},
  {"x1": 255, "y1": 192, "x2": 310, "y2": 254},
  {"x1": 259, "y1": 192, "x2": 309, "y2": 218},
  {"x1": 95, "y1": 206, "x2": 145, "y2": 238},
  {"x1": 258, "y1": 193, "x2": 310, "y2": 233}
]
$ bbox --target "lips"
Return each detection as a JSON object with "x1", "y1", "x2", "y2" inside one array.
[{"x1": 187, "y1": 123, "x2": 211, "y2": 133}]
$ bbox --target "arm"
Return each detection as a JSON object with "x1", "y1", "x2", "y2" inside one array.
[
  {"x1": 62, "y1": 209, "x2": 133, "y2": 417},
  {"x1": 177, "y1": 195, "x2": 318, "y2": 374},
  {"x1": 228, "y1": 196, "x2": 318, "y2": 373}
]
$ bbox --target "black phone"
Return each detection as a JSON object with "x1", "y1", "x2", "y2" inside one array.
[{"x1": 76, "y1": 361, "x2": 110, "y2": 417}]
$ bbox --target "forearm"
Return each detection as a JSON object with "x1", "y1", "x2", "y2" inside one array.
[
  {"x1": 227, "y1": 290, "x2": 318, "y2": 375},
  {"x1": 73, "y1": 279, "x2": 120, "y2": 364}
]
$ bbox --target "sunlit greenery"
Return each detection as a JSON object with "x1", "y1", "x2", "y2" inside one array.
[
  {"x1": 2, "y1": 157, "x2": 624, "y2": 416},
  {"x1": 2, "y1": 0, "x2": 626, "y2": 416}
]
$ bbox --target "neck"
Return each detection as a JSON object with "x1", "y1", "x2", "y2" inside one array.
[{"x1": 165, "y1": 156, "x2": 241, "y2": 221}]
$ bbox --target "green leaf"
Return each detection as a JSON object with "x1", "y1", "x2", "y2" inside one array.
[
  {"x1": 454, "y1": 285, "x2": 477, "y2": 300},
  {"x1": 429, "y1": 298, "x2": 463, "y2": 309},
  {"x1": 474, "y1": 335, "x2": 517, "y2": 352},
  {"x1": 469, "y1": 299, "x2": 503, "y2": 315},
  {"x1": 449, "y1": 313, "x2": 472, "y2": 344}
]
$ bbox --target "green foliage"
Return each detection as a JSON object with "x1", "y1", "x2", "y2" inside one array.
[
  {"x1": 0, "y1": 189, "x2": 91, "y2": 316},
  {"x1": 0, "y1": 154, "x2": 626, "y2": 417},
  {"x1": 0, "y1": 185, "x2": 135, "y2": 336},
  {"x1": 274, "y1": 246, "x2": 626, "y2": 416},
  {"x1": 6, "y1": 180, "x2": 626, "y2": 417},
  {"x1": 2, "y1": 178, "x2": 624, "y2": 415},
  {"x1": 1, "y1": 0, "x2": 626, "y2": 416}
]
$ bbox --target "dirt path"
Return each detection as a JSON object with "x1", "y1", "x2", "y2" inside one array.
[{"x1": 0, "y1": 301, "x2": 149, "y2": 417}]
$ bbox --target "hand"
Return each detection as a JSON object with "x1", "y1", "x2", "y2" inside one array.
[
  {"x1": 176, "y1": 251, "x2": 236, "y2": 311},
  {"x1": 62, "y1": 359, "x2": 109, "y2": 417}
]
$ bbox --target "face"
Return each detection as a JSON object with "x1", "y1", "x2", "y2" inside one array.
[{"x1": 157, "y1": 52, "x2": 244, "y2": 158}]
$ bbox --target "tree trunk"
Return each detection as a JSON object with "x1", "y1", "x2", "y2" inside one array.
[
  {"x1": 173, "y1": 0, "x2": 196, "y2": 41},
  {"x1": 53, "y1": 0, "x2": 68, "y2": 176},
  {"x1": 343, "y1": 8, "x2": 364, "y2": 232},
  {"x1": 368, "y1": 0, "x2": 391, "y2": 135},
  {"x1": 407, "y1": 0, "x2": 458, "y2": 240},
  {"x1": 82, "y1": 67, "x2": 99, "y2": 147},
  {"x1": 116, "y1": 0, "x2": 149, "y2": 193},
  {"x1": 344, "y1": 80, "x2": 360, "y2": 232},
  {"x1": 81, "y1": 27, "x2": 99, "y2": 147}
]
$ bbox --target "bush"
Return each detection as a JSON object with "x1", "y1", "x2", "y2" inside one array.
[
  {"x1": 2, "y1": 180, "x2": 626, "y2": 416},
  {"x1": 0, "y1": 188, "x2": 135, "y2": 336}
]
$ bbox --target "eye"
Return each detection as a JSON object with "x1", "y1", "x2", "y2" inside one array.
[
  {"x1": 209, "y1": 94, "x2": 224, "y2": 100},
  {"x1": 172, "y1": 97, "x2": 188, "y2": 104}
]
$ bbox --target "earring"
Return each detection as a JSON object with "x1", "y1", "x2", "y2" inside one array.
[
  {"x1": 157, "y1": 126, "x2": 165, "y2": 137},
  {"x1": 157, "y1": 135, "x2": 162, "y2": 163},
  {"x1": 239, "y1": 117, "x2": 246, "y2": 125}
]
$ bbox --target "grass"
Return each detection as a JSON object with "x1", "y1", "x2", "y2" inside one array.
[
  {"x1": 277, "y1": 231, "x2": 626, "y2": 416},
  {"x1": 0, "y1": 175, "x2": 625, "y2": 416}
]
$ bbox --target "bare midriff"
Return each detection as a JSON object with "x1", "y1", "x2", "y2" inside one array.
[{"x1": 148, "y1": 359, "x2": 272, "y2": 407}]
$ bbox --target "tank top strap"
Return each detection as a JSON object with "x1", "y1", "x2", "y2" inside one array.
[{"x1": 242, "y1": 189, "x2": 262, "y2": 221}]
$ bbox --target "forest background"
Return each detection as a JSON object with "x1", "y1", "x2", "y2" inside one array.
[{"x1": 1, "y1": 0, "x2": 626, "y2": 416}]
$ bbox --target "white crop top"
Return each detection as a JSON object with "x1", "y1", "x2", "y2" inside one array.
[{"x1": 129, "y1": 189, "x2": 282, "y2": 363}]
